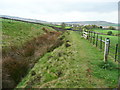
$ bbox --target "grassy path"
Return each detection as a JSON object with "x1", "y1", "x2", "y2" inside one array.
[
  {"x1": 17, "y1": 31, "x2": 118, "y2": 88},
  {"x1": 67, "y1": 31, "x2": 118, "y2": 88}
]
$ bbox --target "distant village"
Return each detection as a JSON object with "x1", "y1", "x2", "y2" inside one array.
[{"x1": 53, "y1": 23, "x2": 118, "y2": 30}]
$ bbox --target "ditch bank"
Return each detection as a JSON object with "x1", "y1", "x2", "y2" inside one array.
[
  {"x1": 16, "y1": 31, "x2": 71, "y2": 88},
  {"x1": 2, "y1": 28, "x2": 64, "y2": 89}
]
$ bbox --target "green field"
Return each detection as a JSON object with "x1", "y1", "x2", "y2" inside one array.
[
  {"x1": 92, "y1": 29, "x2": 118, "y2": 36},
  {"x1": 16, "y1": 31, "x2": 119, "y2": 88},
  {"x1": 2, "y1": 19, "x2": 55, "y2": 47},
  {"x1": 98, "y1": 34, "x2": 118, "y2": 59},
  {"x1": 55, "y1": 25, "x2": 72, "y2": 29},
  {"x1": 90, "y1": 34, "x2": 118, "y2": 49},
  {"x1": 86, "y1": 30, "x2": 118, "y2": 60}
]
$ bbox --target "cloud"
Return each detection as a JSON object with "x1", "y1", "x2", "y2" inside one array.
[
  {"x1": 35, "y1": 11, "x2": 117, "y2": 23},
  {"x1": 0, "y1": 0, "x2": 118, "y2": 23}
]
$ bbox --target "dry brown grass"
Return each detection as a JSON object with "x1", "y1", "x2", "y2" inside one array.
[
  {"x1": 42, "y1": 27, "x2": 49, "y2": 33},
  {"x1": 3, "y1": 57, "x2": 28, "y2": 84},
  {"x1": 2, "y1": 29, "x2": 63, "y2": 88},
  {"x1": 22, "y1": 44, "x2": 35, "y2": 57}
]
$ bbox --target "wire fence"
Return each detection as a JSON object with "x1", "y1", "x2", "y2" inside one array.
[
  {"x1": 81, "y1": 30, "x2": 119, "y2": 62},
  {"x1": 36, "y1": 25, "x2": 119, "y2": 63}
]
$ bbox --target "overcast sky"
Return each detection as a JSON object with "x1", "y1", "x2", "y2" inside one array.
[{"x1": 0, "y1": 0, "x2": 119, "y2": 23}]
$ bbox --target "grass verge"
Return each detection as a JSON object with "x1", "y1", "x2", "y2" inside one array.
[{"x1": 16, "y1": 31, "x2": 119, "y2": 88}]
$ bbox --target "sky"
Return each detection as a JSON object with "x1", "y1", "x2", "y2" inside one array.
[{"x1": 0, "y1": 0, "x2": 119, "y2": 23}]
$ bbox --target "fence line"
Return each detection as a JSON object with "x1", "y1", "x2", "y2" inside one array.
[
  {"x1": 47, "y1": 27, "x2": 119, "y2": 63},
  {"x1": 82, "y1": 30, "x2": 119, "y2": 62}
]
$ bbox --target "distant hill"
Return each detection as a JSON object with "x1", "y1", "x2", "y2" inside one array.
[
  {"x1": 53, "y1": 21, "x2": 117, "y2": 27},
  {"x1": 0, "y1": 15, "x2": 48, "y2": 24},
  {"x1": 0, "y1": 15, "x2": 117, "y2": 27}
]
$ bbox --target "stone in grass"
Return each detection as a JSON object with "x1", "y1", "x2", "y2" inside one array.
[
  {"x1": 29, "y1": 64, "x2": 34, "y2": 69},
  {"x1": 58, "y1": 52, "x2": 62, "y2": 57},
  {"x1": 31, "y1": 71, "x2": 36, "y2": 76},
  {"x1": 65, "y1": 43, "x2": 71, "y2": 48},
  {"x1": 66, "y1": 40, "x2": 70, "y2": 42},
  {"x1": 46, "y1": 66, "x2": 49, "y2": 70},
  {"x1": 57, "y1": 71, "x2": 62, "y2": 77},
  {"x1": 48, "y1": 56, "x2": 53, "y2": 59}
]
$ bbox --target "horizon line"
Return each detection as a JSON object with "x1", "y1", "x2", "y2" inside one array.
[{"x1": 0, "y1": 14, "x2": 117, "y2": 24}]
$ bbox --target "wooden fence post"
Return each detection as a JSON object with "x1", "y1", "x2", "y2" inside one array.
[
  {"x1": 88, "y1": 31, "x2": 90, "y2": 40},
  {"x1": 100, "y1": 36, "x2": 102, "y2": 49},
  {"x1": 81, "y1": 29, "x2": 83, "y2": 35},
  {"x1": 91, "y1": 31, "x2": 92, "y2": 43},
  {"x1": 93, "y1": 32, "x2": 95, "y2": 45},
  {"x1": 96, "y1": 34, "x2": 98, "y2": 47},
  {"x1": 115, "y1": 44, "x2": 118, "y2": 62},
  {"x1": 104, "y1": 38, "x2": 110, "y2": 62},
  {"x1": 108, "y1": 39, "x2": 110, "y2": 54},
  {"x1": 90, "y1": 31, "x2": 91, "y2": 43},
  {"x1": 81, "y1": 30, "x2": 84, "y2": 36}
]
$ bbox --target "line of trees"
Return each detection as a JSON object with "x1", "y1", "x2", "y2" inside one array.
[{"x1": 60, "y1": 23, "x2": 116, "y2": 30}]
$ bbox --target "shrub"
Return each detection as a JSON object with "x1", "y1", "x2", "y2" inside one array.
[
  {"x1": 3, "y1": 57, "x2": 29, "y2": 84},
  {"x1": 108, "y1": 26, "x2": 116, "y2": 30},
  {"x1": 61, "y1": 22, "x2": 66, "y2": 29},
  {"x1": 107, "y1": 31, "x2": 113, "y2": 35},
  {"x1": 23, "y1": 44, "x2": 35, "y2": 57},
  {"x1": 99, "y1": 26, "x2": 103, "y2": 29},
  {"x1": 99, "y1": 61, "x2": 117, "y2": 70},
  {"x1": 47, "y1": 39, "x2": 63, "y2": 52},
  {"x1": 42, "y1": 27, "x2": 49, "y2": 33},
  {"x1": 118, "y1": 34, "x2": 120, "y2": 36},
  {"x1": 65, "y1": 43, "x2": 71, "y2": 47},
  {"x1": 49, "y1": 31, "x2": 61, "y2": 37}
]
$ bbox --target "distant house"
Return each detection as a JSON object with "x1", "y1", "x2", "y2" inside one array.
[
  {"x1": 102, "y1": 26, "x2": 109, "y2": 29},
  {"x1": 102, "y1": 26, "x2": 117, "y2": 30}
]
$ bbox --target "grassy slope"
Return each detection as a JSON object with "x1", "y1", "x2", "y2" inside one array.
[
  {"x1": 2, "y1": 19, "x2": 55, "y2": 47},
  {"x1": 16, "y1": 31, "x2": 119, "y2": 88}
]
